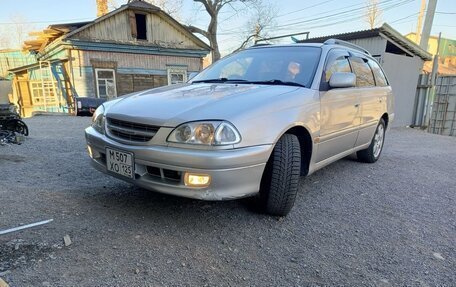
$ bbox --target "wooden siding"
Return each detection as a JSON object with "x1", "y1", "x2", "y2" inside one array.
[
  {"x1": 72, "y1": 10, "x2": 203, "y2": 50},
  {"x1": 117, "y1": 74, "x2": 167, "y2": 95},
  {"x1": 77, "y1": 50, "x2": 202, "y2": 72},
  {"x1": 146, "y1": 13, "x2": 199, "y2": 49},
  {"x1": 76, "y1": 12, "x2": 131, "y2": 42},
  {"x1": 68, "y1": 49, "x2": 201, "y2": 98}
]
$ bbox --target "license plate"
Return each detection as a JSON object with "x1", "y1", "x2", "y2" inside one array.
[{"x1": 106, "y1": 148, "x2": 134, "y2": 179}]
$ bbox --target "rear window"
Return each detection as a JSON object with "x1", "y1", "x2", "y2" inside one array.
[
  {"x1": 368, "y1": 59, "x2": 388, "y2": 87},
  {"x1": 349, "y1": 57, "x2": 375, "y2": 87}
]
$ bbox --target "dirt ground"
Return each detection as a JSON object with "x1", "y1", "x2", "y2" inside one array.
[{"x1": 0, "y1": 116, "x2": 455, "y2": 286}]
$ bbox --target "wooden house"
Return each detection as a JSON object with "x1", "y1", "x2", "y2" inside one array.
[{"x1": 10, "y1": 0, "x2": 210, "y2": 117}]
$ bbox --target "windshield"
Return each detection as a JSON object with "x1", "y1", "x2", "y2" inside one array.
[{"x1": 191, "y1": 46, "x2": 321, "y2": 88}]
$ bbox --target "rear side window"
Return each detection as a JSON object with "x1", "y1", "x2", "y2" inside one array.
[
  {"x1": 349, "y1": 57, "x2": 375, "y2": 87},
  {"x1": 368, "y1": 59, "x2": 388, "y2": 87},
  {"x1": 325, "y1": 56, "x2": 351, "y2": 82}
]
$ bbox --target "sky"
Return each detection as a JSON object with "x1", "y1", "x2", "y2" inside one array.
[{"x1": 0, "y1": 0, "x2": 454, "y2": 55}]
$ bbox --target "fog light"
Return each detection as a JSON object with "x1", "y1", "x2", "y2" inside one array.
[
  {"x1": 87, "y1": 145, "x2": 93, "y2": 158},
  {"x1": 184, "y1": 173, "x2": 211, "y2": 187}
]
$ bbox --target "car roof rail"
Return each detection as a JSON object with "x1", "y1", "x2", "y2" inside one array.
[
  {"x1": 252, "y1": 43, "x2": 272, "y2": 47},
  {"x1": 324, "y1": 39, "x2": 371, "y2": 55}
]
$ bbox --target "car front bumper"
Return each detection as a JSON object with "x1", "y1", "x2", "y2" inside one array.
[{"x1": 85, "y1": 127, "x2": 272, "y2": 200}]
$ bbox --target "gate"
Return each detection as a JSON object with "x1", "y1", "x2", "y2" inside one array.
[{"x1": 428, "y1": 76, "x2": 456, "y2": 136}]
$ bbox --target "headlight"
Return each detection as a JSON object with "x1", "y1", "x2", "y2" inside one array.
[
  {"x1": 167, "y1": 121, "x2": 241, "y2": 145},
  {"x1": 91, "y1": 105, "x2": 105, "y2": 134}
]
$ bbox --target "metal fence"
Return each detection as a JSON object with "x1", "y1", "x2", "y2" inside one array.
[
  {"x1": 413, "y1": 74, "x2": 432, "y2": 127},
  {"x1": 428, "y1": 76, "x2": 456, "y2": 136}
]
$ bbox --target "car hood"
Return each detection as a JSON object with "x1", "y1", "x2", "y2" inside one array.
[{"x1": 105, "y1": 83, "x2": 301, "y2": 127}]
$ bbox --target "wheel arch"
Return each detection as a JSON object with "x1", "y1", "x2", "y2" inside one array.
[
  {"x1": 280, "y1": 125, "x2": 313, "y2": 176},
  {"x1": 381, "y1": 113, "x2": 389, "y2": 129}
]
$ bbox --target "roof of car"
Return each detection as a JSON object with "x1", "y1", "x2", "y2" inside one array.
[
  {"x1": 246, "y1": 42, "x2": 374, "y2": 59},
  {"x1": 248, "y1": 43, "x2": 324, "y2": 49}
]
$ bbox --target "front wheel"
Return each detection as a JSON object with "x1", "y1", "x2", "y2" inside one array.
[
  {"x1": 357, "y1": 119, "x2": 385, "y2": 163},
  {"x1": 258, "y1": 134, "x2": 301, "y2": 216}
]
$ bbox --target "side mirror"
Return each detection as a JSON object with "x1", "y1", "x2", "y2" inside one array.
[
  {"x1": 329, "y1": 72, "x2": 356, "y2": 89},
  {"x1": 188, "y1": 72, "x2": 199, "y2": 81}
]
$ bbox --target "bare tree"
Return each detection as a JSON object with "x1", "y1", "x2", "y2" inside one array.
[
  {"x1": 365, "y1": 0, "x2": 382, "y2": 29},
  {"x1": 0, "y1": 14, "x2": 34, "y2": 49},
  {"x1": 149, "y1": 0, "x2": 183, "y2": 18},
  {"x1": 0, "y1": 28, "x2": 12, "y2": 49},
  {"x1": 187, "y1": 0, "x2": 259, "y2": 63},
  {"x1": 234, "y1": 1, "x2": 277, "y2": 52}
]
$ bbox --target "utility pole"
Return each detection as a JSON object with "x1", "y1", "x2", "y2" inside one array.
[
  {"x1": 415, "y1": 0, "x2": 426, "y2": 44},
  {"x1": 419, "y1": 0, "x2": 438, "y2": 50}
]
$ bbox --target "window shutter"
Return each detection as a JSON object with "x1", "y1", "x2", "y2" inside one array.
[{"x1": 129, "y1": 11, "x2": 137, "y2": 39}]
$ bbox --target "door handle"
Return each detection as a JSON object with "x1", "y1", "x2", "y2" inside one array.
[{"x1": 354, "y1": 103, "x2": 360, "y2": 108}]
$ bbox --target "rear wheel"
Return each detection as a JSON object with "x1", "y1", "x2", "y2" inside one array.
[
  {"x1": 357, "y1": 119, "x2": 385, "y2": 163},
  {"x1": 6, "y1": 119, "x2": 29, "y2": 136},
  {"x1": 258, "y1": 134, "x2": 301, "y2": 216}
]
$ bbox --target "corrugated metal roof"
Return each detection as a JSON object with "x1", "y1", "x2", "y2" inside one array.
[{"x1": 299, "y1": 23, "x2": 432, "y2": 61}]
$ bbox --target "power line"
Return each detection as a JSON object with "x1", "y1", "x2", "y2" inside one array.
[
  {"x1": 218, "y1": 0, "x2": 413, "y2": 36},
  {"x1": 390, "y1": 12, "x2": 419, "y2": 24},
  {"x1": 219, "y1": 0, "x2": 373, "y2": 34},
  {"x1": 276, "y1": 0, "x2": 338, "y2": 18},
  {"x1": 277, "y1": 0, "x2": 397, "y2": 27},
  {"x1": 436, "y1": 11, "x2": 456, "y2": 15},
  {"x1": 270, "y1": 0, "x2": 415, "y2": 36},
  {"x1": 434, "y1": 24, "x2": 456, "y2": 27},
  {"x1": 274, "y1": 0, "x2": 413, "y2": 30}
]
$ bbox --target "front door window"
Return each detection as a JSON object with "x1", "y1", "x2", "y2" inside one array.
[{"x1": 95, "y1": 69, "x2": 117, "y2": 99}]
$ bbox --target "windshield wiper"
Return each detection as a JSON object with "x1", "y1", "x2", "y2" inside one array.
[
  {"x1": 192, "y1": 78, "x2": 248, "y2": 84},
  {"x1": 248, "y1": 79, "x2": 306, "y2": 88},
  {"x1": 192, "y1": 78, "x2": 305, "y2": 88}
]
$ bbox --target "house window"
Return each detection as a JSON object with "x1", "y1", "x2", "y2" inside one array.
[
  {"x1": 95, "y1": 68, "x2": 117, "y2": 99},
  {"x1": 135, "y1": 13, "x2": 147, "y2": 40},
  {"x1": 167, "y1": 68, "x2": 188, "y2": 85},
  {"x1": 30, "y1": 81, "x2": 59, "y2": 106}
]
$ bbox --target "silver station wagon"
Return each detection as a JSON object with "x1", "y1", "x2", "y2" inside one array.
[{"x1": 85, "y1": 39, "x2": 394, "y2": 216}]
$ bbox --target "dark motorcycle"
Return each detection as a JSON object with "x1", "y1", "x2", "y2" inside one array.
[{"x1": 0, "y1": 104, "x2": 29, "y2": 145}]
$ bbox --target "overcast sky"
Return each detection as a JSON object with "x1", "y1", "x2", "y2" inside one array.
[{"x1": 0, "y1": 0, "x2": 454, "y2": 54}]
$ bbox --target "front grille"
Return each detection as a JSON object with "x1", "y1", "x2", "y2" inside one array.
[
  {"x1": 163, "y1": 169, "x2": 181, "y2": 182},
  {"x1": 106, "y1": 117, "x2": 159, "y2": 143},
  {"x1": 146, "y1": 166, "x2": 182, "y2": 182}
]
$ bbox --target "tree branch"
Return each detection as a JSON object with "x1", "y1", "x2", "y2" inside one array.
[
  {"x1": 233, "y1": 33, "x2": 257, "y2": 52},
  {"x1": 186, "y1": 25, "x2": 210, "y2": 38},
  {"x1": 195, "y1": 0, "x2": 216, "y2": 17}
]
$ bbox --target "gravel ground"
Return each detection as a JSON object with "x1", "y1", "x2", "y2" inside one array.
[{"x1": 0, "y1": 116, "x2": 455, "y2": 286}]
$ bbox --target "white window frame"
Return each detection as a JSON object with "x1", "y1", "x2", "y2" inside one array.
[
  {"x1": 95, "y1": 68, "x2": 117, "y2": 99},
  {"x1": 167, "y1": 67, "x2": 188, "y2": 85},
  {"x1": 29, "y1": 80, "x2": 59, "y2": 107}
]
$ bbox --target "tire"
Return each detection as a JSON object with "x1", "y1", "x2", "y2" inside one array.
[
  {"x1": 258, "y1": 134, "x2": 301, "y2": 216},
  {"x1": 6, "y1": 119, "x2": 29, "y2": 136},
  {"x1": 357, "y1": 119, "x2": 386, "y2": 163}
]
